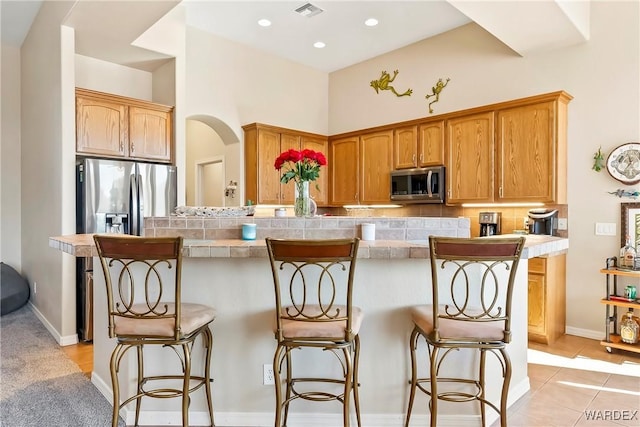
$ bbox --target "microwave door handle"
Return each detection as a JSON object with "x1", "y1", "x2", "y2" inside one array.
[{"x1": 426, "y1": 170, "x2": 433, "y2": 197}]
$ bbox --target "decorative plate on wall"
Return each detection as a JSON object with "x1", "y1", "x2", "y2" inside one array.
[{"x1": 607, "y1": 142, "x2": 640, "y2": 185}]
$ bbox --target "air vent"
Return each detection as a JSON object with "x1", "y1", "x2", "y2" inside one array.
[{"x1": 294, "y1": 3, "x2": 324, "y2": 18}]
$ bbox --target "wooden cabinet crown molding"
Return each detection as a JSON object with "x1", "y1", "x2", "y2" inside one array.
[{"x1": 75, "y1": 88, "x2": 173, "y2": 113}]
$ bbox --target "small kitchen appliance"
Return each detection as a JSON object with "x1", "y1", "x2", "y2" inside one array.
[
  {"x1": 527, "y1": 208, "x2": 558, "y2": 235},
  {"x1": 390, "y1": 166, "x2": 445, "y2": 203},
  {"x1": 479, "y1": 212, "x2": 501, "y2": 237}
]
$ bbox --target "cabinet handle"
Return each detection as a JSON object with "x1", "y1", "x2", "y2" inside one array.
[
  {"x1": 120, "y1": 141, "x2": 124, "y2": 152},
  {"x1": 130, "y1": 143, "x2": 135, "y2": 153},
  {"x1": 419, "y1": 154, "x2": 423, "y2": 162},
  {"x1": 499, "y1": 186, "x2": 503, "y2": 197},
  {"x1": 412, "y1": 154, "x2": 416, "y2": 163}
]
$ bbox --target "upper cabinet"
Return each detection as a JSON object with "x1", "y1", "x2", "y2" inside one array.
[
  {"x1": 393, "y1": 121, "x2": 444, "y2": 169},
  {"x1": 329, "y1": 130, "x2": 393, "y2": 205},
  {"x1": 445, "y1": 112, "x2": 495, "y2": 204},
  {"x1": 497, "y1": 94, "x2": 571, "y2": 204},
  {"x1": 247, "y1": 90, "x2": 571, "y2": 207},
  {"x1": 76, "y1": 88, "x2": 173, "y2": 163},
  {"x1": 443, "y1": 91, "x2": 571, "y2": 205},
  {"x1": 360, "y1": 130, "x2": 393, "y2": 203},
  {"x1": 330, "y1": 136, "x2": 359, "y2": 205},
  {"x1": 243, "y1": 123, "x2": 329, "y2": 206}
]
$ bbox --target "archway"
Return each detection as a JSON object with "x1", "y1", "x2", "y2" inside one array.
[{"x1": 185, "y1": 115, "x2": 241, "y2": 206}]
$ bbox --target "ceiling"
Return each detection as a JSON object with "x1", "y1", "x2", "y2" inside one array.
[{"x1": 1, "y1": 1, "x2": 590, "y2": 73}]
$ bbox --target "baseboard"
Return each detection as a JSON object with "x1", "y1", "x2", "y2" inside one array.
[
  {"x1": 565, "y1": 326, "x2": 604, "y2": 341},
  {"x1": 89, "y1": 376, "x2": 531, "y2": 426},
  {"x1": 127, "y1": 411, "x2": 481, "y2": 426},
  {"x1": 28, "y1": 302, "x2": 78, "y2": 346}
]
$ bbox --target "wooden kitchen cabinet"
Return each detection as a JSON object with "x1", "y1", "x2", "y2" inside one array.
[
  {"x1": 301, "y1": 136, "x2": 329, "y2": 205},
  {"x1": 360, "y1": 130, "x2": 393, "y2": 203},
  {"x1": 445, "y1": 112, "x2": 495, "y2": 204},
  {"x1": 243, "y1": 123, "x2": 328, "y2": 206},
  {"x1": 394, "y1": 121, "x2": 444, "y2": 170},
  {"x1": 76, "y1": 88, "x2": 173, "y2": 163},
  {"x1": 444, "y1": 91, "x2": 571, "y2": 205},
  {"x1": 497, "y1": 93, "x2": 571, "y2": 204},
  {"x1": 330, "y1": 129, "x2": 394, "y2": 205},
  {"x1": 330, "y1": 136, "x2": 360, "y2": 205},
  {"x1": 528, "y1": 254, "x2": 566, "y2": 344},
  {"x1": 128, "y1": 107, "x2": 172, "y2": 162}
]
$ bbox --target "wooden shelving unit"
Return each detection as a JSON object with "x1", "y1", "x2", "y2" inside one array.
[{"x1": 599, "y1": 257, "x2": 640, "y2": 354}]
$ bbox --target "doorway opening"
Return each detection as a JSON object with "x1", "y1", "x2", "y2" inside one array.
[{"x1": 195, "y1": 156, "x2": 225, "y2": 206}]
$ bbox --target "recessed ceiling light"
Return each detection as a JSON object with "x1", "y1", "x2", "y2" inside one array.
[
  {"x1": 365, "y1": 18, "x2": 379, "y2": 27},
  {"x1": 258, "y1": 18, "x2": 271, "y2": 27},
  {"x1": 313, "y1": 41, "x2": 326, "y2": 49}
]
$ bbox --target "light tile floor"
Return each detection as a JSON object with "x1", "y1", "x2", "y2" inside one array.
[{"x1": 493, "y1": 335, "x2": 640, "y2": 427}]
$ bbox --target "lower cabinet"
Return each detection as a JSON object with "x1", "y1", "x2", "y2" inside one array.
[{"x1": 528, "y1": 254, "x2": 566, "y2": 344}]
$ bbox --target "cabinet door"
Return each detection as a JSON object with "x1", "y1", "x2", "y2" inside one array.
[
  {"x1": 129, "y1": 107, "x2": 172, "y2": 162},
  {"x1": 445, "y1": 112, "x2": 494, "y2": 204},
  {"x1": 279, "y1": 133, "x2": 301, "y2": 204},
  {"x1": 393, "y1": 126, "x2": 418, "y2": 169},
  {"x1": 302, "y1": 136, "x2": 329, "y2": 206},
  {"x1": 76, "y1": 95, "x2": 127, "y2": 157},
  {"x1": 360, "y1": 131, "x2": 393, "y2": 203},
  {"x1": 528, "y1": 271, "x2": 546, "y2": 336},
  {"x1": 257, "y1": 129, "x2": 283, "y2": 204},
  {"x1": 498, "y1": 102, "x2": 555, "y2": 202},
  {"x1": 418, "y1": 120, "x2": 444, "y2": 166},
  {"x1": 330, "y1": 136, "x2": 359, "y2": 205}
]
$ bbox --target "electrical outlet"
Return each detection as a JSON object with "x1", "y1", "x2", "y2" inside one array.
[
  {"x1": 557, "y1": 218, "x2": 568, "y2": 230},
  {"x1": 263, "y1": 364, "x2": 274, "y2": 385}
]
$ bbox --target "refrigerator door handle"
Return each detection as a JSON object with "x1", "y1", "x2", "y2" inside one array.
[
  {"x1": 137, "y1": 172, "x2": 144, "y2": 234},
  {"x1": 130, "y1": 172, "x2": 140, "y2": 235}
]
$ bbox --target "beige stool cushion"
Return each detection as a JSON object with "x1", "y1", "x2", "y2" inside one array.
[
  {"x1": 410, "y1": 305, "x2": 505, "y2": 342},
  {"x1": 114, "y1": 303, "x2": 216, "y2": 338},
  {"x1": 277, "y1": 305, "x2": 364, "y2": 340}
]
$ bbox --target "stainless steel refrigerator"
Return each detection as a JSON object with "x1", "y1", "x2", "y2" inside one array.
[{"x1": 75, "y1": 157, "x2": 177, "y2": 341}]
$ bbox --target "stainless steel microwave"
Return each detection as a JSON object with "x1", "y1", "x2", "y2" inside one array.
[{"x1": 390, "y1": 166, "x2": 445, "y2": 203}]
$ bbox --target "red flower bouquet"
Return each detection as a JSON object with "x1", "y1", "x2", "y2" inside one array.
[{"x1": 274, "y1": 149, "x2": 327, "y2": 184}]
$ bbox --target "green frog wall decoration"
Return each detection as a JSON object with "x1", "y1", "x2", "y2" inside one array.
[
  {"x1": 425, "y1": 77, "x2": 450, "y2": 113},
  {"x1": 370, "y1": 70, "x2": 412, "y2": 97}
]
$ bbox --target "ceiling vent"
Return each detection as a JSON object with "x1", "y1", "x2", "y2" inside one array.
[{"x1": 294, "y1": 3, "x2": 324, "y2": 18}]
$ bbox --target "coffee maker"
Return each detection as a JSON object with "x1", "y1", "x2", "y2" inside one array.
[
  {"x1": 479, "y1": 212, "x2": 501, "y2": 237},
  {"x1": 527, "y1": 208, "x2": 558, "y2": 235}
]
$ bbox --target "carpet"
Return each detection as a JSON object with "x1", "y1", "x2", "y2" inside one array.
[{"x1": 0, "y1": 306, "x2": 125, "y2": 427}]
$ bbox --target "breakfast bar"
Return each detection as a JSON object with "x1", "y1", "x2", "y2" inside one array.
[{"x1": 50, "y1": 216, "x2": 569, "y2": 426}]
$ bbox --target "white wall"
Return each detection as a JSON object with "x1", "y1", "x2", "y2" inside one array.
[
  {"x1": 75, "y1": 54, "x2": 153, "y2": 99},
  {"x1": 20, "y1": 1, "x2": 77, "y2": 339},
  {"x1": 0, "y1": 44, "x2": 22, "y2": 270},
  {"x1": 329, "y1": 2, "x2": 639, "y2": 336}
]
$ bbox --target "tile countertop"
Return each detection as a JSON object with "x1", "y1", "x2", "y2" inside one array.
[{"x1": 49, "y1": 234, "x2": 568, "y2": 260}]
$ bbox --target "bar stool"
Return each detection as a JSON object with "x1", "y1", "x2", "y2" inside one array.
[
  {"x1": 93, "y1": 235, "x2": 216, "y2": 427},
  {"x1": 405, "y1": 236, "x2": 525, "y2": 427},
  {"x1": 265, "y1": 238, "x2": 362, "y2": 427}
]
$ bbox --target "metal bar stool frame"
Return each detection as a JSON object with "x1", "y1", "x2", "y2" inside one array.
[
  {"x1": 93, "y1": 235, "x2": 216, "y2": 427},
  {"x1": 405, "y1": 236, "x2": 525, "y2": 427},
  {"x1": 265, "y1": 238, "x2": 362, "y2": 427}
]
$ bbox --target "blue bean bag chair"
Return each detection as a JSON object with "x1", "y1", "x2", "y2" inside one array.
[{"x1": 1, "y1": 262, "x2": 30, "y2": 315}]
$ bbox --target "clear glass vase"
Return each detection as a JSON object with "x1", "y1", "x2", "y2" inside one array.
[{"x1": 294, "y1": 181, "x2": 311, "y2": 217}]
